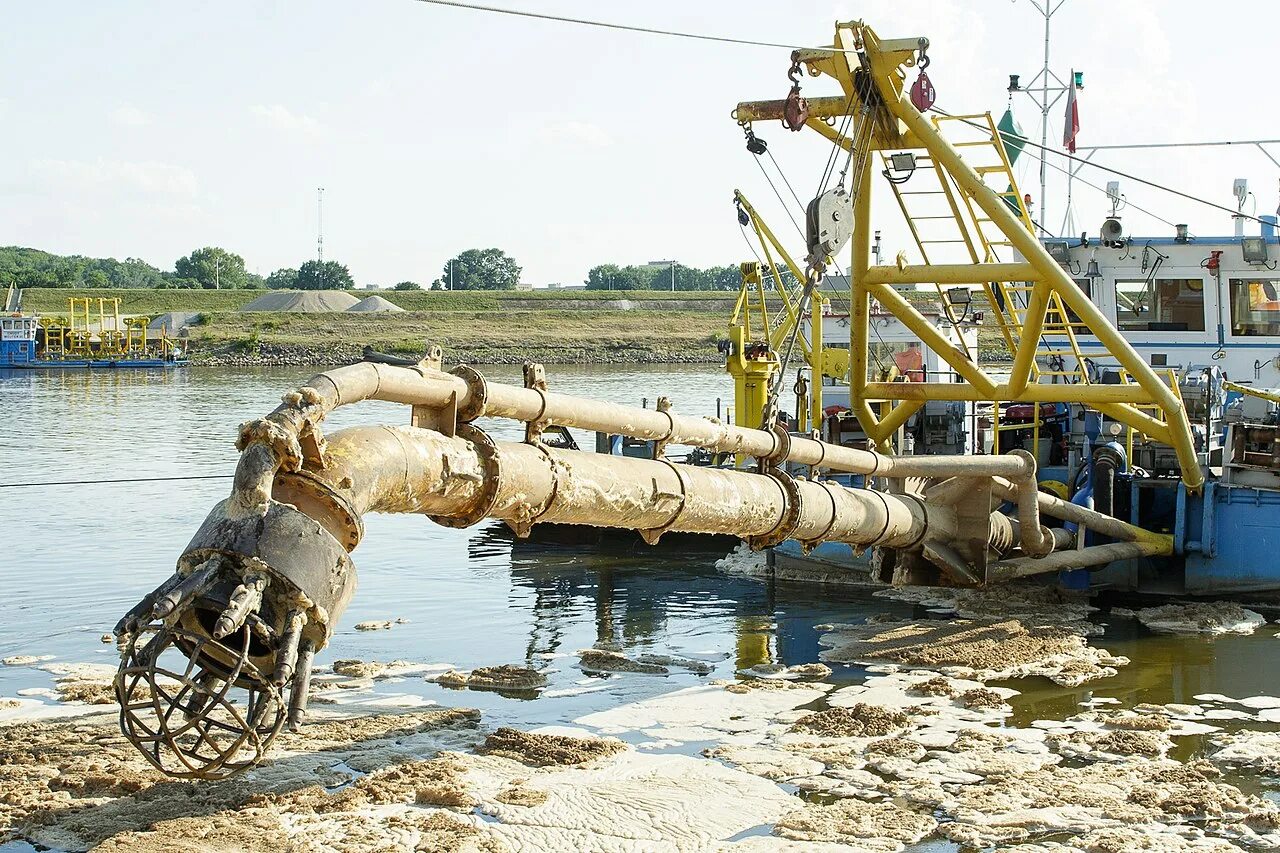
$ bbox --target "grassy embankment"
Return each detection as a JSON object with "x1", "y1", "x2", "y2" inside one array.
[
  {"x1": 22, "y1": 288, "x2": 1011, "y2": 365},
  {"x1": 21, "y1": 289, "x2": 740, "y2": 364}
]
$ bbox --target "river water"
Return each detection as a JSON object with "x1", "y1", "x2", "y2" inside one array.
[{"x1": 3, "y1": 364, "x2": 1280, "y2": 839}]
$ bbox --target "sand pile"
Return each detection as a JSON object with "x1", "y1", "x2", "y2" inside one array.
[
  {"x1": 346, "y1": 295, "x2": 405, "y2": 313},
  {"x1": 575, "y1": 647, "x2": 713, "y2": 676},
  {"x1": 876, "y1": 581, "x2": 1098, "y2": 631},
  {"x1": 433, "y1": 665, "x2": 548, "y2": 692},
  {"x1": 146, "y1": 311, "x2": 201, "y2": 334},
  {"x1": 790, "y1": 704, "x2": 910, "y2": 738},
  {"x1": 238, "y1": 290, "x2": 359, "y2": 312},
  {"x1": 1131, "y1": 602, "x2": 1267, "y2": 635},
  {"x1": 478, "y1": 727, "x2": 624, "y2": 767},
  {"x1": 819, "y1": 617, "x2": 1128, "y2": 686},
  {"x1": 774, "y1": 799, "x2": 937, "y2": 848}
]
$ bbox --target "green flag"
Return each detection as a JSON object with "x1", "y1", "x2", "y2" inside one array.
[{"x1": 997, "y1": 108, "x2": 1027, "y2": 165}]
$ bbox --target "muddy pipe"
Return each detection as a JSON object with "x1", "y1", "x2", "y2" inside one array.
[
  {"x1": 988, "y1": 475, "x2": 1167, "y2": 546},
  {"x1": 986, "y1": 540, "x2": 1169, "y2": 582},
  {"x1": 112, "y1": 358, "x2": 1166, "y2": 780},
  {"x1": 260, "y1": 358, "x2": 1036, "y2": 481}
]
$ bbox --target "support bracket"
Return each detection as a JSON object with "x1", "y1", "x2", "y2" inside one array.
[{"x1": 523, "y1": 362, "x2": 550, "y2": 445}]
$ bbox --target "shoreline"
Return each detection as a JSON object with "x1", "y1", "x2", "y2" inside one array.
[{"x1": 189, "y1": 342, "x2": 726, "y2": 367}]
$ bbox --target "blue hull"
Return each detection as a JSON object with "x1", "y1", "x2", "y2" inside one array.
[
  {"x1": 3, "y1": 359, "x2": 189, "y2": 369},
  {"x1": 774, "y1": 478, "x2": 1280, "y2": 596}
]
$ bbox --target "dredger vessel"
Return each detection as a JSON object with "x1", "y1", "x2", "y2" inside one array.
[{"x1": 109, "y1": 19, "x2": 1280, "y2": 779}]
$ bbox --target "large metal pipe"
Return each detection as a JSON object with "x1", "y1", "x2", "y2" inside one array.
[
  {"x1": 261, "y1": 360, "x2": 1035, "y2": 482},
  {"x1": 283, "y1": 425, "x2": 946, "y2": 552},
  {"x1": 987, "y1": 541, "x2": 1168, "y2": 582}
]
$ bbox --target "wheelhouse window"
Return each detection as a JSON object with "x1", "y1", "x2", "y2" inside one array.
[
  {"x1": 1115, "y1": 278, "x2": 1205, "y2": 332},
  {"x1": 1229, "y1": 278, "x2": 1280, "y2": 336}
]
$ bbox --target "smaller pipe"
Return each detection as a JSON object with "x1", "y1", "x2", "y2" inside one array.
[
  {"x1": 1008, "y1": 450, "x2": 1054, "y2": 558},
  {"x1": 288, "y1": 640, "x2": 315, "y2": 732},
  {"x1": 987, "y1": 540, "x2": 1167, "y2": 582},
  {"x1": 990, "y1": 475, "x2": 1166, "y2": 545}
]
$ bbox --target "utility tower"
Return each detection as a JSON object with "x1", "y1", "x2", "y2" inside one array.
[{"x1": 317, "y1": 187, "x2": 325, "y2": 262}]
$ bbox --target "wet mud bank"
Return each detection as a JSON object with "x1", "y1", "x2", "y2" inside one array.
[{"x1": 7, "y1": 586, "x2": 1280, "y2": 850}]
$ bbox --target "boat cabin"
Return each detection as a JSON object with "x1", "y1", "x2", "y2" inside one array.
[
  {"x1": 1036, "y1": 219, "x2": 1280, "y2": 389},
  {"x1": 0, "y1": 315, "x2": 37, "y2": 366}
]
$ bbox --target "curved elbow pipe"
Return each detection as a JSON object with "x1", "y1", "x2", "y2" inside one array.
[{"x1": 1007, "y1": 449, "x2": 1055, "y2": 558}]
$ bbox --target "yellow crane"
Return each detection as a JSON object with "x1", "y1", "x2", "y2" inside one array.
[{"x1": 732, "y1": 20, "x2": 1201, "y2": 487}]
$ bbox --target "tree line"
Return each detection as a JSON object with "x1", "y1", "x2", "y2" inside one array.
[{"x1": 2, "y1": 244, "x2": 756, "y2": 293}]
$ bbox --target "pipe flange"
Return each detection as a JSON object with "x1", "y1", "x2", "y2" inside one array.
[
  {"x1": 748, "y1": 467, "x2": 803, "y2": 550},
  {"x1": 640, "y1": 459, "x2": 691, "y2": 545},
  {"x1": 452, "y1": 364, "x2": 488, "y2": 423},
  {"x1": 652, "y1": 397, "x2": 676, "y2": 460},
  {"x1": 429, "y1": 423, "x2": 502, "y2": 529},
  {"x1": 766, "y1": 423, "x2": 792, "y2": 466},
  {"x1": 272, "y1": 469, "x2": 364, "y2": 552},
  {"x1": 895, "y1": 491, "x2": 930, "y2": 550}
]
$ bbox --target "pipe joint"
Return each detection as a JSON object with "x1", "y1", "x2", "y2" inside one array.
[
  {"x1": 749, "y1": 466, "x2": 803, "y2": 550},
  {"x1": 428, "y1": 423, "x2": 501, "y2": 529},
  {"x1": 452, "y1": 364, "x2": 488, "y2": 422}
]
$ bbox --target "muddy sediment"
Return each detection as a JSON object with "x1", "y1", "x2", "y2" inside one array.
[
  {"x1": 820, "y1": 616, "x2": 1128, "y2": 686},
  {"x1": 577, "y1": 648, "x2": 669, "y2": 675},
  {"x1": 790, "y1": 704, "x2": 910, "y2": 739},
  {"x1": 775, "y1": 799, "x2": 937, "y2": 847},
  {"x1": 478, "y1": 727, "x2": 624, "y2": 767},
  {"x1": 433, "y1": 665, "x2": 548, "y2": 691},
  {"x1": 0, "y1": 707, "x2": 484, "y2": 850},
  {"x1": 1133, "y1": 602, "x2": 1267, "y2": 635}
]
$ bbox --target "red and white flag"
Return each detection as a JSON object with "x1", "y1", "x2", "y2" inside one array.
[{"x1": 1063, "y1": 70, "x2": 1080, "y2": 153}]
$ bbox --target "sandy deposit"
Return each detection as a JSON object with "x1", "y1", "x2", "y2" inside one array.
[
  {"x1": 697, "y1": 668, "x2": 1280, "y2": 850},
  {"x1": 239, "y1": 290, "x2": 360, "y2": 312},
  {"x1": 346, "y1": 294, "x2": 405, "y2": 313},
  {"x1": 146, "y1": 311, "x2": 201, "y2": 335},
  {"x1": 819, "y1": 616, "x2": 1128, "y2": 686},
  {"x1": 432, "y1": 665, "x2": 549, "y2": 693},
  {"x1": 6, "y1": 643, "x2": 1280, "y2": 852},
  {"x1": 715, "y1": 541, "x2": 768, "y2": 578},
  {"x1": 1133, "y1": 602, "x2": 1267, "y2": 635},
  {"x1": 875, "y1": 581, "x2": 1099, "y2": 632}
]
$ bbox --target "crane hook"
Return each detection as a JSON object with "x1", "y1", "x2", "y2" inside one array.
[{"x1": 783, "y1": 52, "x2": 810, "y2": 131}]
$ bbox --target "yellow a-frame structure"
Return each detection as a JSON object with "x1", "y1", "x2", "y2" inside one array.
[{"x1": 733, "y1": 20, "x2": 1202, "y2": 489}]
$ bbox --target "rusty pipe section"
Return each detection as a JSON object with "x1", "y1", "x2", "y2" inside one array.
[
  {"x1": 282, "y1": 425, "x2": 942, "y2": 552},
  {"x1": 253, "y1": 360, "x2": 1036, "y2": 481}
]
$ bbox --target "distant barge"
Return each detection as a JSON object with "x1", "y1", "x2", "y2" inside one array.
[{"x1": 2, "y1": 297, "x2": 188, "y2": 370}]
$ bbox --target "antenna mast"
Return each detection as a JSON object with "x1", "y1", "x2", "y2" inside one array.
[
  {"x1": 1007, "y1": 0, "x2": 1080, "y2": 235},
  {"x1": 316, "y1": 187, "x2": 325, "y2": 263}
]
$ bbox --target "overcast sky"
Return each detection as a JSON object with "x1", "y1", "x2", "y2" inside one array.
[{"x1": 5, "y1": 0, "x2": 1279, "y2": 286}]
